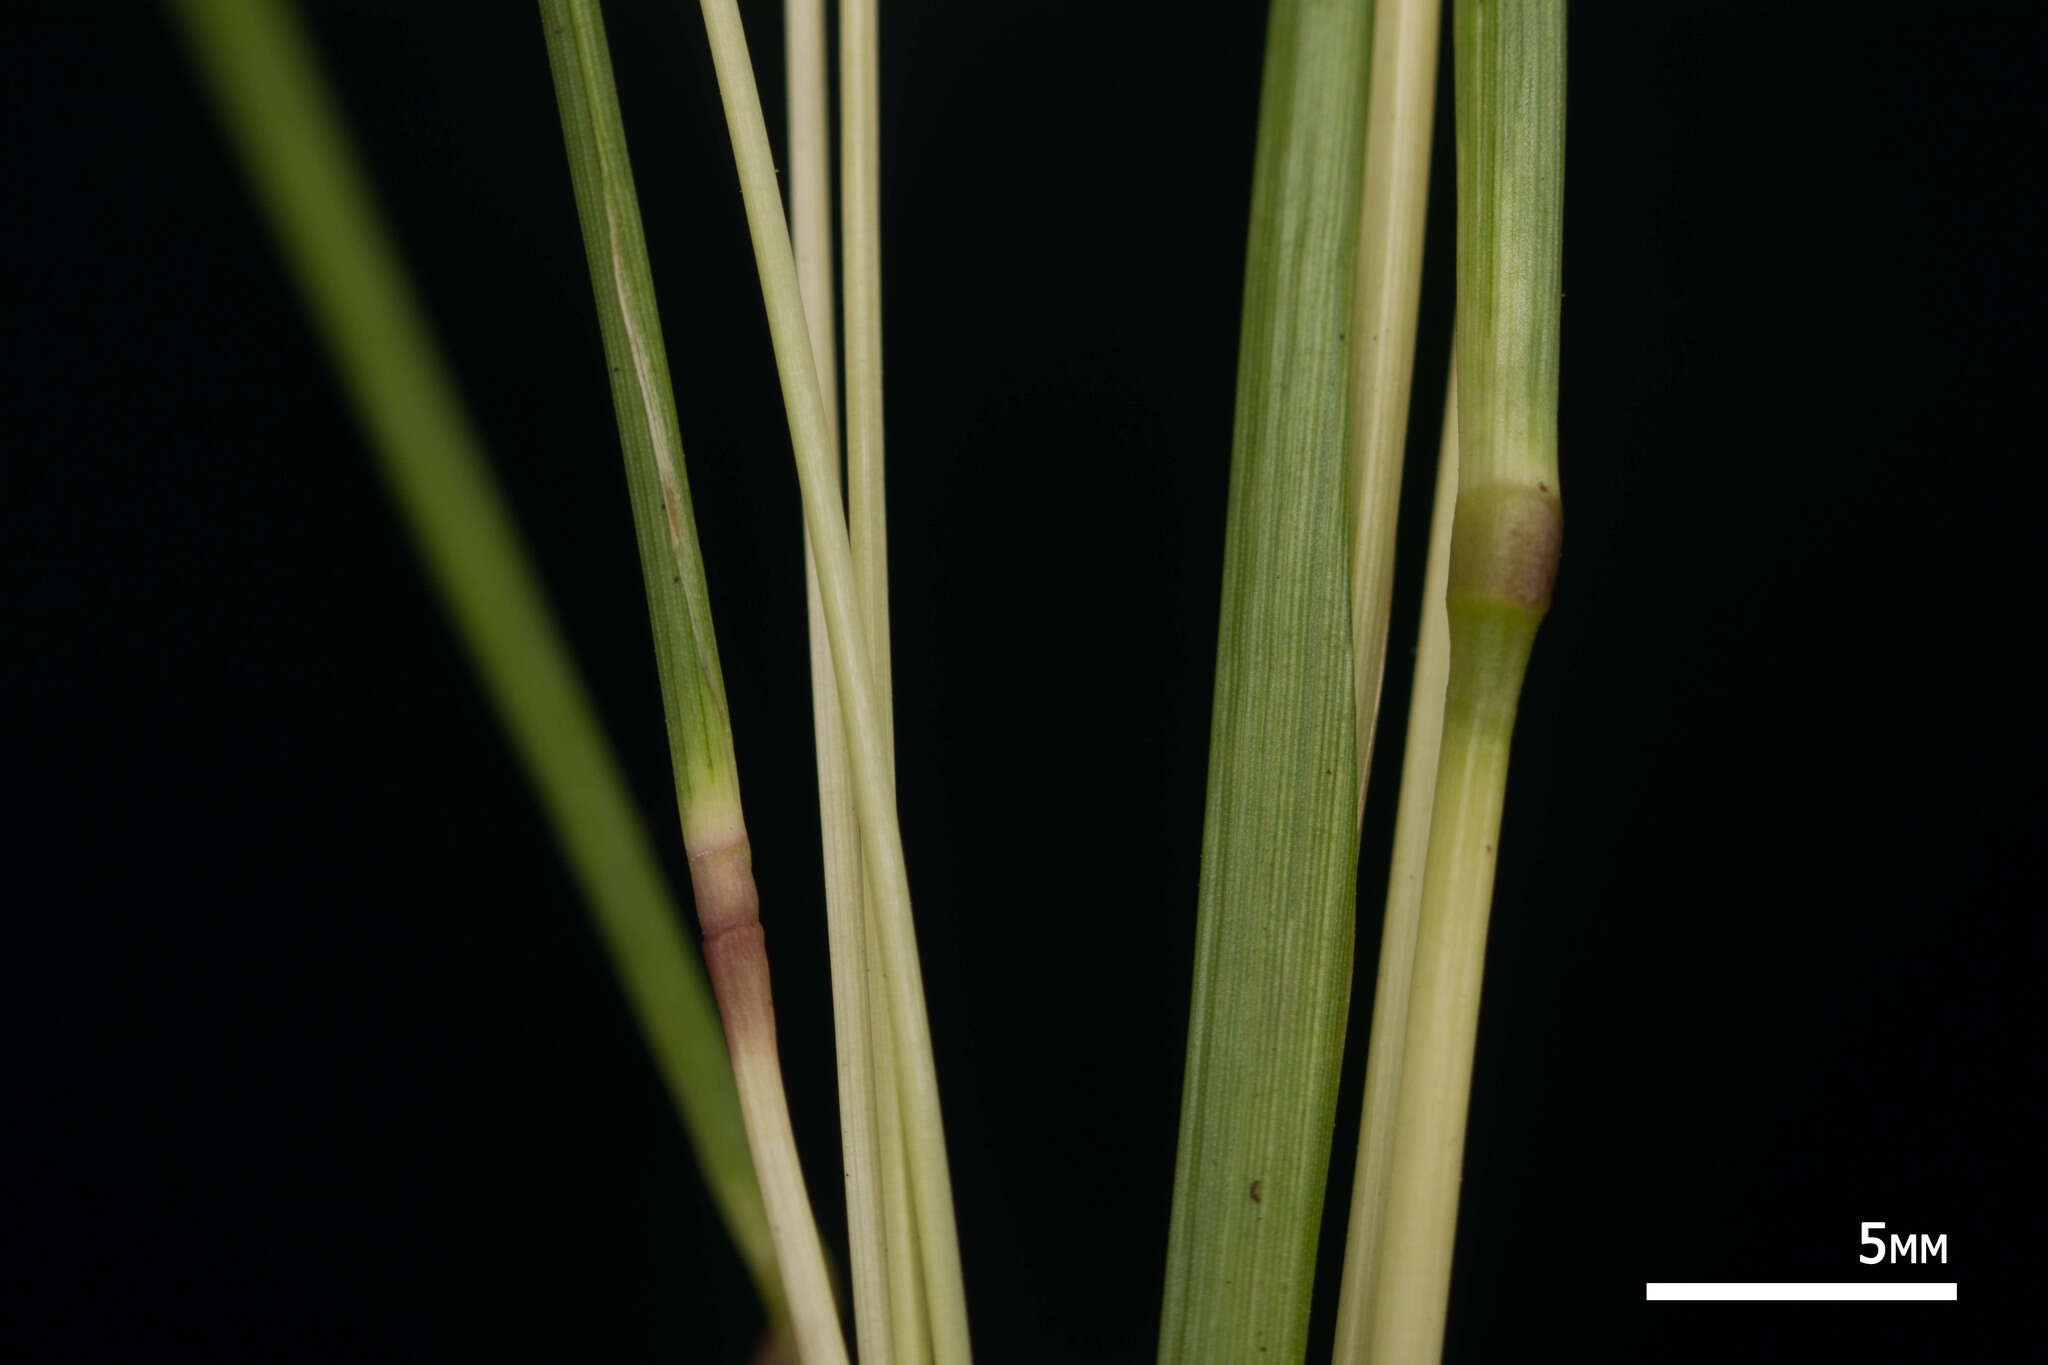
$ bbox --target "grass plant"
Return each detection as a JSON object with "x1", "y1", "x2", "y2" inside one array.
[{"x1": 177, "y1": 1, "x2": 1568, "y2": 1360}]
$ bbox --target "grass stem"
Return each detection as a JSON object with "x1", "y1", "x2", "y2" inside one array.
[
  {"x1": 692, "y1": 2, "x2": 973, "y2": 1359},
  {"x1": 1332, "y1": 357, "x2": 1458, "y2": 1363},
  {"x1": 1363, "y1": 4, "x2": 1565, "y2": 1359},
  {"x1": 841, "y1": 0, "x2": 891, "y2": 749},
  {"x1": 1357, "y1": 592, "x2": 1540, "y2": 1365},
  {"x1": 1331, "y1": 2, "x2": 1445, "y2": 1339},
  {"x1": 537, "y1": 3, "x2": 850, "y2": 1359},
  {"x1": 785, "y1": 0, "x2": 896, "y2": 1358},
  {"x1": 837, "y1": 0, "x2": 932, "y2": 1353},
  {"x1": 1345, "y1": 0, "x2": 1443, "y2": 815}
]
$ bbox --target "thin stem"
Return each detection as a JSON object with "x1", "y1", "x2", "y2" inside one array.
[
  {"x1": 168, "y1": 0, "x2": 784, "y2": 1323},
  {"x1": 1357, "y1": 594, "x2": 1539, "y2": 1365},
  {"x1": 537, "y1": 4, "x2": 848, "y2": 1360},
  {"x1": 536, "y1": 0, "x2": 734, "y2": 829},
  {"x1": 785, "y1": 0, "x2": 895, "y2": 1358},
  {"x1": 787, "y1": 0, "x2": 838, "y2": 454},
  {"x1": 841, "y1": 0, "x2": 891, "y2": 755},
  {"x1": 1332, "y1": 357, "x2": 1458, "y2": 1363},
  {"x1": 837, "y1": 1, "x2": 930, "y2": 1353},
  {"x1": 1346, "y1": 0, "x2": 1444, "y2": 814},
  {"x1": 692, "y1": 820, "x2": 850, "y2": 1365},
  {"x1": 1334, "y1": 3, "x2": 1446, "y2": 1340},
  {"x1": 1452, "y1": 0, "x2": 1566, "y2": 496},
  {"x1": 872, "y1": 1022, "x2": 929, "y2": 1364},
  {"x1": 693, "y1": 4, "x2": 973, "y2": 1361},
  {"x1": 1365, "y1": 3, "x2": 1565, "y2": 1359}
]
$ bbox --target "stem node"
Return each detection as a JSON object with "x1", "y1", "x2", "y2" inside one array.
[
  {"x1": 689, "y1": 837, "x2": 762, "y2": 941},
  {"x1": 1447, "y1": 483, "x2": 1562, "y2": 610}
]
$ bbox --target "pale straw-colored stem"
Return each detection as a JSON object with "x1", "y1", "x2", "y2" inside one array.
[
  {"x1": 1332, "y1": 358, "x2": 1458, "y2": 1363},
  {"x1": 842, "y1": 0, "x2": 892, "y2": 750},
  {"x1": 1334, "y1": 5, "x2": 1448, "y2": 1339},
  {"x1": 784, "y1": 1, "x2": 894, "y2": 1358},
  {"x1": 1347, "y1": 0, "x2": 1443, "y2": 814},
  {"x1": 695, "y1": 3, "x2": 973, "y2": 1359},
  {"x1": 838, "y1": 1, "x2": 932, "y2": 1353},
  {"x1": 871, "y1": 1018, "x2": 929, "y2": 1363}
]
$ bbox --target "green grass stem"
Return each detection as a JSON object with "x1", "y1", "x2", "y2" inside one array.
[
  {"x1": 1449, "y1": 0, "x2": 1566, "y2": 499},
  {"x1": 1363, "y1": 4, "x2": 1565, "y2": 1360},
  {"x1": 166, "y1": 0, "x2": 782, "y2": 1324},
  {"x1": 1357, "y1": 595, "x2": 1539, "y2": 1365},
  {"x1": 536, "y1": 0, "x2": 735, "y2": 832},
  {"x1": 1157, "y1": 0, "x2": 1375, "y2": 1358},
  {"x1": 536, "y1": 4, "x2": 849, "y2": 1359}
]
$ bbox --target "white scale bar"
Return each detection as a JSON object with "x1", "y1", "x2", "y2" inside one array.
[{"x1": 1646, "y1": 1283, "x2": 1957, "y2": 1302}]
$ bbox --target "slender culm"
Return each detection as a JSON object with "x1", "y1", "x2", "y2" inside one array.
[
  {"x1": 1334, "y1": 355, "x2": 1460, "y2": 1364},
  {"x1": 537, "y1": 3, "x2": 849, "y2": 1360},
  {"x1": 694, "y1": 1, "x2": 974, "y2": 1358},
  {"x1": 1365, "y1": 3, "x2": 1565, "y2": 1362},
  {"x1": 836, "y1": 0, "x2": 933, "y2": 1353},
  {"x1": 1345, "y1": 0, "x2": 1444, "y2": 816},
  {"x1": 1331, "y1": 0, "x2": 1449, "y2": 1341},
  {"x1": 784, "y1": 0, "x2": 899, "y2": 1357}
]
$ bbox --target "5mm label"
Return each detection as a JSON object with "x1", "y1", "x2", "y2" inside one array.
[{"x1": 1859, "y1": 1222, "x2": 1949, "y2": 1265}]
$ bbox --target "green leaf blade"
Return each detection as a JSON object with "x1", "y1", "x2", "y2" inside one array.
[
  {"x1": 167, "y1": 0, "x2": 781, "y2": 1320},
  {"x1": 1159, "y1": 1, "x2": 1376, "y2": 1358}
]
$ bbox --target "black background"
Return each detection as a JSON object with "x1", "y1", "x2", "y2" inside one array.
[{"x1": 5, "y1": 3, "x2": 2040, "y2": 1361}]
